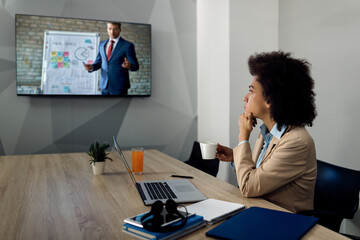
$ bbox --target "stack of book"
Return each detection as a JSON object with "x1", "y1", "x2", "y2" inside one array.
[
  {"x1": 122, "y1": 213, "x2": 206, "y2": 240},
  {"x1": 122, "y1": 198, "x2": 247, "y2": 239}
]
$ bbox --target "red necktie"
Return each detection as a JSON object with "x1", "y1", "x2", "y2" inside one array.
[{"x1": 107, "y1": 40, "x2": 114, "y2": 61}]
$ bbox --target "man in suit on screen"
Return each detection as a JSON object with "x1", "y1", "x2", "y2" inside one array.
[{"x1": 84, "y1": 22, "x2": 139, "y2": 95}]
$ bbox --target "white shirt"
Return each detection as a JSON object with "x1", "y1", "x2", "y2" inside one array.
[
  {"x1": 255, "y1": 123, "x2": 287, "y2": 168},
  {"x1": 106, "y1": 36, "x2": 120, "y2": 56}
]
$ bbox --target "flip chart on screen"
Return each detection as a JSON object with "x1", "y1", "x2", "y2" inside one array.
[{"x1": 41, "y1": 31, "x2": 100, "y2": 94}]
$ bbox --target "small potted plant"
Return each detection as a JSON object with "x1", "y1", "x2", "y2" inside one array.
[{"x1": 88, "y1": 141, "x2": 113, "y2": 175}]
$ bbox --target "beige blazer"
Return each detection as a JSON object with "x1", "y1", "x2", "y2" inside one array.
[{"x1": 233, "y1": 126, "x2": 317, "y2": 213}]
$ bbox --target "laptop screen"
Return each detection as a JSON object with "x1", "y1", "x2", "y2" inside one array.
[{"x1": 113, "y1": 136, "x2": 137, "y2": 185}]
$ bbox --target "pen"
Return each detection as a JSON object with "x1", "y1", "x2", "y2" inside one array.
[{"x1": 170, "y1": 174, "x2": 193, "y2": 179}]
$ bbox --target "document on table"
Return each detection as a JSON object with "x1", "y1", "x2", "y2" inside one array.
[{"x1": 179, "y1": 198, "x2": 246, "y2": 225}]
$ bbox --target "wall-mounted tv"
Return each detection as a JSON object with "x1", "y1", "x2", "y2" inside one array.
[{"x1": 15, "y1": 14, "x2": 151, "y2": 96}]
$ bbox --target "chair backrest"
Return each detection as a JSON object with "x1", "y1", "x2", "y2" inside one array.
[
  {"x1": 185, "y1": 141, "x2": 219, "y2": 177},
  {"x1": 314, "y1": 160, "x2": 360, "y2": 232}
]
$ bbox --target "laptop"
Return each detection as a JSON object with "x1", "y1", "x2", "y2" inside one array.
[{"x1": 113, "y1": 136, "x2": 207, "y2": 206}]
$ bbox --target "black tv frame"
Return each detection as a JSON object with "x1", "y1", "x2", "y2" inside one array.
[{"x1": 15, "y1": 13, "x2": 152, "y2": 97}]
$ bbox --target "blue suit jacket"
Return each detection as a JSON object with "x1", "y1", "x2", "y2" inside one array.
[{"x1": 92, "y1": 37, "x2": 139, "y2": 95}]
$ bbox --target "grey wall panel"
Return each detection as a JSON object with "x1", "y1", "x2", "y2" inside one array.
[
  {"x1": 0, "y1": 68, "x2": 14, "y2": 94},
  {"x1": 0, "y1": 8, "x2": 14, "y2": 48},
  {"x1": 0, "y1": 138, "x2": 4, "y2": 155},
  {"x1": 115, "y1": 98, "x2": 196, "y2": 153},
  {"x1": 0, "y1": 0, "x2": 197, "y2": 161}
]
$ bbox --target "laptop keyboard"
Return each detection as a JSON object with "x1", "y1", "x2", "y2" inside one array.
[{"x1": 144, "y1": 182, "x2": 178, "y2": 200}]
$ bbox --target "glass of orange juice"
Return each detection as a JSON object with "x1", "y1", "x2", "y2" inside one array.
[{"x1": 132, "y1": 147, "x2": 144, "y2": 174}]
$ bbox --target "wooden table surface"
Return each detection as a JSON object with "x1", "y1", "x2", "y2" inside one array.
[{"x1": 0, "y1": 150, "x2": 347, "y2": 239}]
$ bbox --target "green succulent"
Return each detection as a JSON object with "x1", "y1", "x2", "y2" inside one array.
[{"x1": 88, "y1": 141, "x2": 113, "y2": 165}]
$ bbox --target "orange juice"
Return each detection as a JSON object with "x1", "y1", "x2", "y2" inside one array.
[{"x1": 132, "y1": 148, "x2": 144, "y2": 174}]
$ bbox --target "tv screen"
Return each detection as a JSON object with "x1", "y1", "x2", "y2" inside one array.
[{"x1": 15, "y1": 14, "x2": 151, "y2": 96}]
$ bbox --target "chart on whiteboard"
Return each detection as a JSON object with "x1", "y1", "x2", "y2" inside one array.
[{"x1": 41, "y1": 31, "x2": 100, "y2": 95}]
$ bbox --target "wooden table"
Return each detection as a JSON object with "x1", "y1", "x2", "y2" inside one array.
[{"x1": 0, "y1": 150, "x2": 347, "y2": 239}]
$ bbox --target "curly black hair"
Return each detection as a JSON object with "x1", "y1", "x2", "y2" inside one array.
[{"x1": 248, "y1": 51, "x2": 317, "y2": 130}]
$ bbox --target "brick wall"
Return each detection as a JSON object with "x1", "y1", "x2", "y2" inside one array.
[{"x1": 16, "y1": 14, "x2": 151, "y2": 95}]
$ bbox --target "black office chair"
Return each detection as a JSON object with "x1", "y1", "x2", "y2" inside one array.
[
  {"x1": 314, "y1": 160, "x2": 360, "y2": 238},
  {"x1": 184, "y1": 141, "x2": 219, "y2": 177}
]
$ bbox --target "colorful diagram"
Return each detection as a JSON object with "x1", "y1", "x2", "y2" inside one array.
[{"x1": 50, "y1": 51, "x2": 70, "y2": 68}]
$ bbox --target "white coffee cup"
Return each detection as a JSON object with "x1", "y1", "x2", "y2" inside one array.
[{"x1": 199, "y1": 142, "x2": 217, "y2": 160}]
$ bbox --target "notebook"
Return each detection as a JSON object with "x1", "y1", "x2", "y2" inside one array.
[
  {"x1": 206, "y1": 206, "x2": 318, "y2": 240},
  {"x1": 113, "y1": 136, "x2": 207, "y2": 206},
  {"x1": 178, "y1": 198, "x2": 246, "y2": 225}
]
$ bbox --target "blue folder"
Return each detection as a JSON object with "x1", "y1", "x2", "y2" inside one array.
[{"x1": 206, "y1": 207, "x2": 318, "y2": 240}]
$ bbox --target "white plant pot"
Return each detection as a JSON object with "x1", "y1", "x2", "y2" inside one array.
[{"x1": 91, "y1": 161, "x2": 105, "y2": 175}]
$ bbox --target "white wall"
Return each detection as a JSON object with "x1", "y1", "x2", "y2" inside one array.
[
  {"x1": 279, "y1": 0, "x2": 360, "y2": 171},
  {"x1": 197, "y1": 0, "x2": 230, "y2": 182}
]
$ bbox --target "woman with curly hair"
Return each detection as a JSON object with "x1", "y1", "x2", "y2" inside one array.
[{"x1": 217, "y1": 51, "x2": 317, "y2": 214}]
